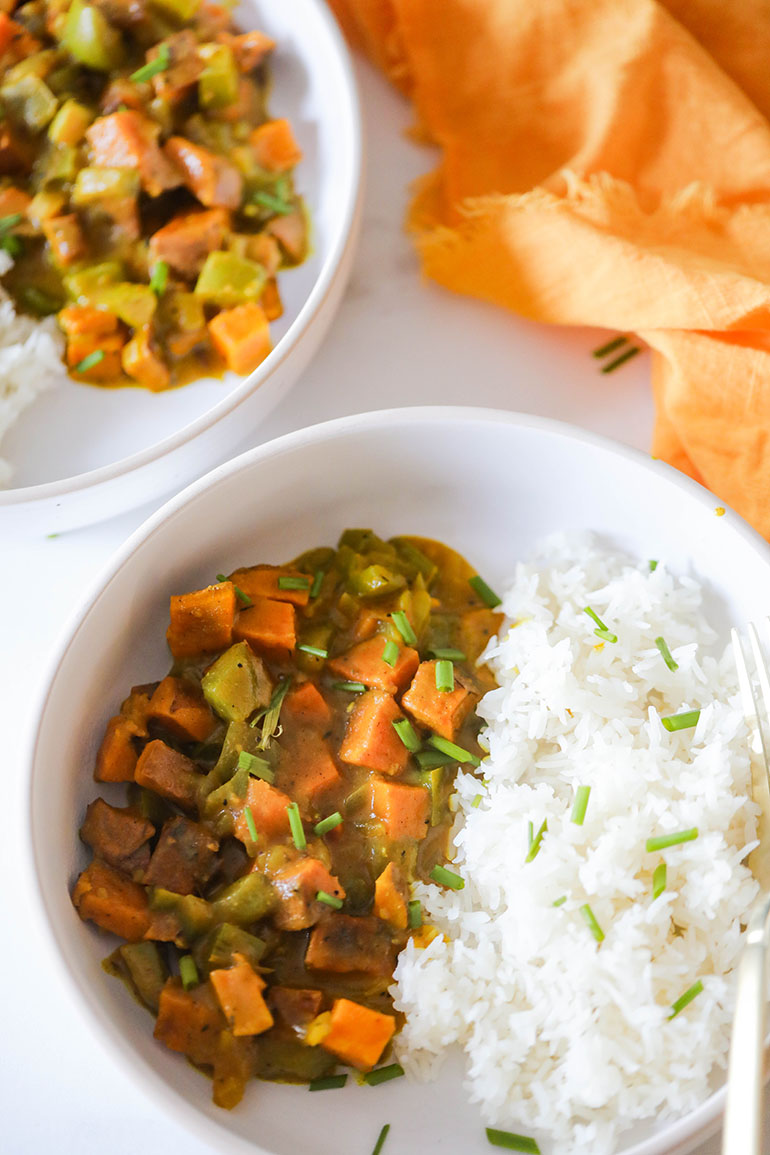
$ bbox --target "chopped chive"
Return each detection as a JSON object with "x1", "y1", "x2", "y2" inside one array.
[
  {"x1": 297, "y1": 644, "x2": 328, "y2": 659},
  {"x1": 593, "y1": 627, "x2": 618, "y2": 643},
  {"x1": 392, "y1": 717, "x2": 420, "y2": 752},
  {"x1": 570, "y1": 785, "x2": 591, "y2": 826},
  {"x1": 252, "y1": 676, "x2": 292, "y2": 746},
  {"x1": 661, "y1": 709, "x2": 700, "y2": 732},
  {"x1": 252, "y1": 188, "x2": 294, "y2": 216},
  {"x1": 652, "y1": 862, "x2": 667, "y2": 899},
  {"x1": 645, "y1": 828, "x2": 698, "y2": 853},
  {"x1": 525, "y1": 819, "x2": 547, "y2": 863},
  {"x1": 331, "y1": 680, "x2": 366, "y2": 693},
  {"x1": 486, "y1": 1128, "x2": 541, "y2": 1153},
  {"x1": 435, "y1": 659, "x2": 455, "y2": 693},
  {"x1": 579, "y1": 903, "x2": 605, "y2": 943},
  {"x1": 583, "y1": 605, "x2": 617, "y2": 643},
  {"x1": 130, "y1": 43, "x2": 170, "y2": 82},
  {"x1": 179, "y1": 954, "x2": 199, "y2": 990},
  {"x1": 310, "y1": 569, "x2": 325, "y2": 598},
  {"x1": 149, "y1": 259, "x2": 168, "y2": 296},
  {"x1": 382, "y1": 640, "x2": 399, "y2": 667},
  {"x1": 407, "y1": 899, "x2": 422, "y2": 928},
  {"x1": 363, "y1": 1064, "x2": 405, "y2": 1086},
  {"x1": 287, "y1": 802, "x2": 306, "y2": 850},
  {"x1": 216, "y1": 573, "x2": 228, "y2": 582},
  {"x1": 601, "y1": 345, "x2": 641, "y2": 374},
  {"x1": 583, "y1": 605, "x2": 608, "y2": 630},
  {"x1": 74, "y1": 350, "x2": 105, "y2": 373},
  {"x1": 471, "y1": 793, "x2": 483, "y2": 808},
  {"x1": 278, "y1": 575, "x2": 311, "y2": 590},
  {"x1": 391, "y1": 611, "x2": 417, "y2": 647},
  {"x1": 649, "y1": 559, "x2": 659, "y2": 572},
  {"x1": 371, "y1": 1124, "x2": 390, "y2": 1155},
  {"x1": 215, "y1": 573, "x2": 252, "y2": 605},
  {"x1": 430, "y1": 864, "x2": 464, "y2": 890},
  {"x1": 668, "y1": 979, "x2": 704, "y2": 1020},
  {"x1": 415, "y1": 748, "x2": 454, "y2": 770},
  {"x1": 527, "y1": 820, "x2": 534, "y2": 846},
  {"x1": 655, "y1": 636, "x2": 679, "y2": 671},
  {"x1": 469, "y1": 574, "x2": 502, "y2": 609},
  {"x1": 0, "y1": 211, "x2": 22, "y2": 234},
  {"x1": 430, "y1": 647, "x2": 467, "y2": 661},
  {"x1": 428, "y1": 735, "x2": 480, "y2": 767},
  {"x1": 237, "y1": 750, "x2": 274, "y2": 783},
  {"x1": 317, "y1": 889, "x2": 343, "y2": 910},
  {"x1": 243, "y1": 805, "x2": 258, "y2": 844},
  {"x1": 314, "y1": 812, "x2": 343, "y2": 836},
  {"x1": 592, "y1": 334, "x2": 627, "y2": 359},
  {"x1": 309, "y1": 1074, "x2": 347, "y2": 1091},
  {"x1": 552, "y1": 895, "x2": 567, "y2": 907}
]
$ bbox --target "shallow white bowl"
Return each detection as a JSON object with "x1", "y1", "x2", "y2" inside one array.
[
  {"x1": 1, "y1": 0, "x2": 362, "y2": 535},
  {"x1": 27, "y1": 407, "x2": 770, "y2": 1155}
]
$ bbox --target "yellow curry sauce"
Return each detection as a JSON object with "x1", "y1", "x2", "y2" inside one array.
[
  {"x1": 0, "y1": 0, "x2": 306, "y2": 389},
  {"x1": 71, "y1": 530, "x2": 501, "y2": 1107}
]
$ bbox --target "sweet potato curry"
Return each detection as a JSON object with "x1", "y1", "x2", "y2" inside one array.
[
  {"x1": 0, "y1": 0, "x2": 306, "y2": 388},
  {"x1": 72, "y1": 530, "x2": 501, "y2": 1107}
]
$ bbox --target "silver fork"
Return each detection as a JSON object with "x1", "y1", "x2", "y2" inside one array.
[{"x1": 722, "y1": 624, "x2": 770, "y2": 1155}]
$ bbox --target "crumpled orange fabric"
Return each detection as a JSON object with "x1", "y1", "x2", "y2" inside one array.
[{"x1": 329, "y1": 0, "x2": 770, "y2": 537}]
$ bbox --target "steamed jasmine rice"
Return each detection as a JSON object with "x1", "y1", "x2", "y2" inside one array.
[{"x1": 392, "y1": 534, "x2": 759, "y2": 1154}]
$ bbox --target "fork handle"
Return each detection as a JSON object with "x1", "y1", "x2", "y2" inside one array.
[{"x1": 722, "y1": 894, "x2": 770, "y2": 1155}]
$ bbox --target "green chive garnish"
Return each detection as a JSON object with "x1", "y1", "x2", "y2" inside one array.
[
  {"x1": 649, "y1": 559, "x2": 659, "y2": 572},
  {"x1": 237, "y1": 750, "x2": 274, "y2": 783},
  {"x1": 652, "y1": 862, "x2": 667, "y2": 899},
  {"x1": 471, "y1": 793, "x2": 483, "y2": 808},
  {"x1": 645, "y1": 828, "x2": 698, "y2": 853},
  {"x1": 430, "y1": 864, "x2": 464, "y2": 890},
  {"x1": 592, "y1": 334, "x2": 627, "y2": 359},
  {"x1": 382, "y1": 640, "x2": 399, "y2": 667},
  {"x1": 428, "y1": 735, "x2": 480, "y2": 767},
  {"x1": 216, "y1": 574, "x2": 252, "y2": 605},
  {"x1": 74, "y1": 350, "x2": 105, "y2": 373},
  {"x1": 252, "y1": 676, "x2": 291, "y2": 746},
  {"x1": 363, "y1": 1064, "x2": 404, "y2": 1086},
  {"x1": 583, "y1": 606, "x2": 617, "y2": 643},
  {"x1": 579, "y1": 903, "x2": 605, "y2": 943},
  {"x1": 179, "y1": 954, "x2": 198, "y2": 990},
  {"x1": 668, "y1": 979, "x2": 704, "y2": 1020},
  {"x1": 252, "y1": 189, "x2": 294, "y2": 216},
  {"x1": 278, "y1": 575, "x2": 311, "y2": 590},
  {"x1": 0, "y1": 212, "x2": 22, "y2": 234},
  {"x1": 661, "y1": 710, "x2": 700, "y2": 732},
  {"x1": 525, "y1": 819, "x2": 547, "y2": 862},
  {"x1": 391, "y1": 611, "x2": 417, "y2": 646},
  {"x1": 287, "y1": 802, "x2": 306, "y2": 850},
  {"x1": 415, "y1": 748, "x2": 454, "y2": 770},
  {"x1": 392, "y1": 717, "x2": 420, "y2": 752},
  {"x1": 130, "y1": 43, "x2": 170, "y2": 83},
  {"x1": 298, "y1": 644, "x2": 328, "y2": 659},
  {"x1": 655, "y1": 636, "x2": 679, "y2": 671},
  {"x1": 527, "y1": 820, "x2": 534, "y2": 846},
  {"x1": 552, "y1": 895, "x2": 567, "y2": 908},
  {"x1": 331, "y1": 680, "x2": 366, "y2": 693},
  {"x1": 243, "y1": 804, "x2": 258, "y2": 844},
  {"x1": 408, "y1": 899, "x2": 422, "y2": 928},
  {"x1": 570, "y1": 785, "x2": 591, "y2": 826},
  {"x1": 469, "y1": 574, "x2": 502, "y2": 608},
  {"x1": 317, "y1": 889, "x2": 343, "y2": 910},
  {"x1": 486, "y1": 1128, "x2": 541, "y2": 1153},
  {"x1": 601, "y1": 345, "x2": 641, "y2": 374},
  {"x1": 314, "y1": 812, "x2": 343, "y2": 836},
  {"x1": 435, "y1": 659, "x2": 454, "y2": 693},
  {"x1": 310, "y1": 569, "x2": 324, "y2": 598},
  {"x1": 430, "y1": 647, "x2": 467, "y2": 661},
  {"x1": 371, "y1": 1124, "x2": 390, "y2": 1155},
  {"x1": 309, "y1": 1074, "x2": 348, "y2": 1091},
  {"x1": 149, "y1": 259, "x2": 168, "y2": 296}
]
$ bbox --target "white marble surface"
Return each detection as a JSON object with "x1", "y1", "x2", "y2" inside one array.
[{"x1": 2, "y1": 54, "x2": 759, "y2": 1155}]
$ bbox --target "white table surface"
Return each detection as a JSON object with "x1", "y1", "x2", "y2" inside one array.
[{"x1": 2, "y1": 55, "x2": 760, "y2": 1155}]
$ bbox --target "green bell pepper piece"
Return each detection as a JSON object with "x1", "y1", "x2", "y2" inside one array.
[
  {"x1": 62, "y1": 0, "x2": 125, "y2": 71},
  {"x1": 198, "y1": 44, "x2": 239, "y2": 110},
  {"x1": 210, "y1": 872, "x2": 276, "y2": 927},
  {"x1": 1, "y1": 74, "x2": 58, "y2": 132},
  {"x1": 202, "y1": 641, "x2": 273, "y2": 723},
  {"x1": 194, "y1": 252, "x2": 267, "y2": 308},
  {"x1": 118, "y1": 941, "x2": 168, "y2": 1011}
]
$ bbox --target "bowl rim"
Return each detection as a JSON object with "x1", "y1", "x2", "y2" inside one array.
[
  {"x1": 25, "y1": 405, "x2": 770, "y2": 1155},
  {"x1": 0, "y1": 0, "x2": 363, "y2": 510}
]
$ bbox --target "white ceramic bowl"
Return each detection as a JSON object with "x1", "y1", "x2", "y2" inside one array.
[
  {"x1": 1, "y1": 0, "x2": 362, "y2": 536},
  {"x1": 27, "y1": 407, "x2": 770, "y2": 1155}
]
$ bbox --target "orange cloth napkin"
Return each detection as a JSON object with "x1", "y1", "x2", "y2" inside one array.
[{"x1": 329, "y1": 0, "x2": 770, "y2": 537}]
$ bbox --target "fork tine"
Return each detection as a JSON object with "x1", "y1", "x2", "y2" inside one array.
[
  {"x1": 732, "y1": 627, "x2": 764, "y2": 756},
  {"x1": 748, "y1": 621, "x2": 770, "y2": 790}
]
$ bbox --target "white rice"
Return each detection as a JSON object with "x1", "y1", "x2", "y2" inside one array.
[
  {"x1": 392, "y1": 533, "x2": 759, "y2": 1154},
  {"x1": 0, "y1": 249, "x2": 66, "y2": 486}
]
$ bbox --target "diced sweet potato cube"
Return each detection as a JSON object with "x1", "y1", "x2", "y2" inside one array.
[
  {"x1": 268, "y1": 986, "x2": 322, "y2": 1036},
  {"x1": 328, "y1": 637, "x2": 419, "y2": 695},
  {"x1": 149, "y1": 208, "x2": 230, "y2": 279},
  {"x1": 339, "y1": 690, "x2": 409, "y2": 776},
  {"x1": 120, "y1": 683, "x2": 155, "y2": 736},
  {"x1": 58, "y1": 304, "x2": 119, "y2": 338},
  {"x1": 80, "y1": 798, "x2": 154, "y2": 875},
  {"x1": 146, "y1": 676, "x2": 217, "y2": 743},
  {"x1": 72, "y1": 859, "x2": 151, "y2": 941},
  {"x1": 370, "y1": 778, "x2": 430, "y2": 841},
  {"x1": 228, "y1": 565, "x2": 311, "y2": 607},
  {"x1": 401, "y1": 661, "x2": 479, "y2": 740},
  {"x1": 42, "y1": 214, "x2": 85, "y2": 266},
  {"x1": 167, "y1": 581, "x2": 237, "y2": 658},
  {"x1": 121, "y1": 325, "x2": 170, "y2": 391},
  {"x1": 87, "y1": 111, "x2": 182, "y2": 196},
  {"x1": 321, "y1": 998, "x2": 396, "y2": 1071},
  {"x1": 94, "y1": 715, "x2": 140, "y2": 782},
  {"x1": 67, "y1": 332, "x2": 125, "y2": 382},
  {"x1": 154, "y1": 978, "x2": 224, "y2": 1064},
  {"x1": 260, "y1": 278, "x2": 282, "y2": 321},
  {"x1": 272, "y1": 857, "x2": 346, "y2": 931},
  {"x1": 218, "y1": 29, "x2": 275, "y2": 72},
  {"x1": 210, "y1": 958, "x2": 273, "y2": 1036},
  {"x1": 208, "y1": 302, "x2": 272, "y2": 375},
  {"x1": 164, "y1": 135, "x2": 242, "y2": 208},
  {"x1": 373, "y1": 862, "x2": 408, "y2": 930},
  {"x1": 134, "y1": 740, "x2": 201, "y2": 811},
  {"x1": 250, "y1": 118, "x2": 302, "y2": 172},
  {"x1": 233, "y1": 776, "x2": 292, "y2": 843},
  {"x1": 282, "y1": 682, "x2": 331, "y2": 729},
  {"x1": 278, "y1": 730, "x2": 341, "y2": 811},
  {"x1": 233, "y1": 597, "x2": 295, "y2": 662},
  {"x1": 305, "y1": 914, "x2": 396, "y2": 975},
  {"x1": 0, "y1": 185, "x2": 30, "y2": 217},
  {"x1": 143, "y1": 816, "x2": 219, "y2": 894}
]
